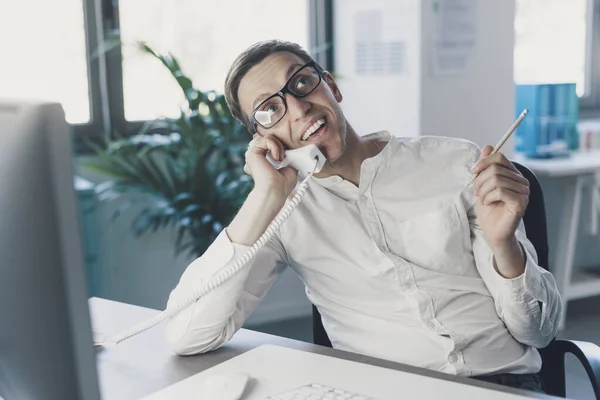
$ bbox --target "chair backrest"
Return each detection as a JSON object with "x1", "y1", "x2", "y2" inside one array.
[
  {"x1": 512, "y1": 161, "x2": 550, "y2": 272},
  {"x1": 512, "y1": 162, "x2": 559, "y2": 394},
  {"x1": 312, "y1": 160, "x2": 552, "y2": 345}
]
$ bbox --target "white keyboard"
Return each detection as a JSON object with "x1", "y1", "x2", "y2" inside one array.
[{"x1": 265, "y1": 383, "x2": 379, "y2": 400}]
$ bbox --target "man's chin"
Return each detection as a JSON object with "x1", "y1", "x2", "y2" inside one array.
[{"x1": 322, "y1": 150, "x2": 344, "y2": 167}]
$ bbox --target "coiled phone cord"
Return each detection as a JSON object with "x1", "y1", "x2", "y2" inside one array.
[{"x1": 99, "y1": 159, "x2": 319, "y2": 346}]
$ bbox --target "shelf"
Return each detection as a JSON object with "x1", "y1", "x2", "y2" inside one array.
[{"x1": 567, "y1": 269, "x2": 600, "y2": 300}]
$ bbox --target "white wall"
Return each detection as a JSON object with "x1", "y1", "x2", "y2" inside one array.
[
  {"x1": 334, "y1": 0, "x2": 422, "y2": 138},
  {"x1": 420, "y1": 0, "x2": 516, "y2": 152},
  {"x1": 334, "y1": 0, "x2": 516, "y2": 152}
]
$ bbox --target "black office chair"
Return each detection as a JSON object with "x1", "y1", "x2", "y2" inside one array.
[{"x1": 311, "y1": 161, "x2": 600, "y2": 399}]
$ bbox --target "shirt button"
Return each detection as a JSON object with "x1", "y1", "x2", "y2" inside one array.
[
  {"x1": 449, "y1": 354, "x2": 459, "y2": 363},
  {"x1": 330, "y1": 176, "x2": 342, "y2": 183},
  {"x1": 426, "y1": 321, "x2": 435, "y2": 329}
]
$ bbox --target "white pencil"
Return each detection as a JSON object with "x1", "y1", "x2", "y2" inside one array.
[
  {"x1": 467, "y1": 109, "x2": 529, "y2": 186},
  {"x1": 490, "y1": 109, "x2": 529, "y2": 156}
]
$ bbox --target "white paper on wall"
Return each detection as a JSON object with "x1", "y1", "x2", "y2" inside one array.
[
  {"x1": 431, "y1": 0, "x2": 478, "y2": 76},
  {"x1": 353, "y1": 6, "x2": 412, "y2": 76}
]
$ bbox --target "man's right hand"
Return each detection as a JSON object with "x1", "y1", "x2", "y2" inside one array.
[
  {"x1": 244, "y1": 135, "x2": 298, "y2": 199},
  {"x1": 226, "y1": 135, "x2": 299, "y2": 246}
]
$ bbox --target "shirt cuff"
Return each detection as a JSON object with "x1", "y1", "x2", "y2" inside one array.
[
  {"x1": 490, "y1": 242, "x2": 543, "y2": 302},
  {"x1": 224, "y1": 228, "x2": 253, "y2": 254}
]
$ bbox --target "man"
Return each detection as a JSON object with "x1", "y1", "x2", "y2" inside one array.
[{"x1": 164, "y1": 40, "x2": 561, "y2": 393}]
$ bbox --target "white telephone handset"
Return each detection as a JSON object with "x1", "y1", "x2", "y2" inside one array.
[
  {"x1": 266, "y1": 144, "x2": 326, "y2": 177},
  {"x1": 95, "y1": 145, "x2": 326, "y2": 347}
]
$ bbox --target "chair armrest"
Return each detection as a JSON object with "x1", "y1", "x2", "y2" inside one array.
[{"x1": 546, "y1": 339, "x2": 600, "y2": 398}]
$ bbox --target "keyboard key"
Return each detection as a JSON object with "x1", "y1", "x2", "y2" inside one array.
[{"x1": 264, "y1": 383, "x2": 378, "y2": 400}]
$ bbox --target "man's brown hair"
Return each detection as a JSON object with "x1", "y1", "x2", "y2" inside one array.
[{"x1": 224, "y1": 40, "x2": 323, "y2": 133}]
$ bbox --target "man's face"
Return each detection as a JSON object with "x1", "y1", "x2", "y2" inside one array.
[{"x1": 238, "y1": 52, "x2": 347, "y2": 163}]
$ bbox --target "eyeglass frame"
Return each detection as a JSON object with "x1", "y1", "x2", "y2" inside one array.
[{"x1": 249, "y1": 60, "x2": 324, "y2": 133}]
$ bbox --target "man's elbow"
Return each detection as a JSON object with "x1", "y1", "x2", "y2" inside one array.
[
  {"x1": 512, "y1": 323, "x2": 557, "y2": 349},
  {"x1": 524, "y1": 303, "x2": 563, "y2": 349},
  {"x1": 165, "y1": 329, "x2": 227, "y2": 356},
  {"x1": 165, "y1": 321, "x2": 233, "y2": 356},
  {"x1": 519, "y1": 333, "x2": 554, "y2": 349}
]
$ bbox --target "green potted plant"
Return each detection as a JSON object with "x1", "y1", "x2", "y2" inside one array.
[{"x1": 84, "y1": 43, "x2": 252, "y2": 258}]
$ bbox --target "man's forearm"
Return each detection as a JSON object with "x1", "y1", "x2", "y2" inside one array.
[
  {"x1": 227, "y1": 188, "x2": 287, "y2": 246},
  {"x1": 491, "y1": 236, "x2": 526, "y2": 279}
]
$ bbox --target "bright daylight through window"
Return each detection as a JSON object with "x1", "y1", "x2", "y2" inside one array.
[
  {"x1": 119, "y1": 0, "x2": 308, "y2": 121},
  {"x1": 0, "y1": 0, "x2": 90, "y2": 123},
  {"x1": 514, "y1": 0, "x2": 589, "y2": 97}
]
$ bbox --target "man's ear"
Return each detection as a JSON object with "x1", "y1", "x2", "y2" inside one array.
[{"x1": 323, "y1": 71, "x2": 343, "y2": 102}]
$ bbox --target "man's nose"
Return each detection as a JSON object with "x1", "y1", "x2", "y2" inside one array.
[{"x1": 285, "y1": 93, "x2": 311, "y2": 122}]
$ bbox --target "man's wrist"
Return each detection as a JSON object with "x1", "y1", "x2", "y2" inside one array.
[
  {"x1": 227, "y1": 189, "x2": 287, "y2": 246},
  {"x1": 248, "y1": 187, "x2": 287, "y2": 210},
  {"x1": 491, "y1": 236, "x2": 526, "y2": 279}
]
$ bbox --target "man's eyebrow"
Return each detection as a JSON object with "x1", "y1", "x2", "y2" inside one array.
[
  {"x1": 252, "y1": 93, "x2": 271, "y2": 110},
  {"x1": 251, "y1": 63, "x2": 305, "y2": 109},
  {"x1": 285, "y1": 62, "x2": 304, "y2": 79}
]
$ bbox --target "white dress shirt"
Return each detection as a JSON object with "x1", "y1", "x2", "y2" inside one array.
[{"x1": 164, "y1": 132, "x2": 562, "y2": 376}]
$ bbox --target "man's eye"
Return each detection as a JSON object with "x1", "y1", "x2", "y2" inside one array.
[
  {"x1": 260, "y1": 102, "x2": 279, "y2": 113},
  {"x1": 296, "y1": 77, "x2": 309, "y2": 89}
]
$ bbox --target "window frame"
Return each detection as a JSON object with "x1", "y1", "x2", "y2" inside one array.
[
  {"x1": 75, "y1": 0, "x2": 600, "y2": 151},
  {"x1": 74, "y1": 0, "x2": 334, "y2": 153},
  {"x1": 580, "y1": 0, "x2": 600, "y2": 117}
]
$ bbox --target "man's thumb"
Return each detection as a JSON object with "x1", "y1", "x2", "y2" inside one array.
[{"x1": 480, "y1": 145, "x2": 494, "y2": 160}]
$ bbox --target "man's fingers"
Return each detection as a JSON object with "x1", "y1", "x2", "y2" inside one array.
[
  {"x1": 474, "y1": 164, "x2": 529, "y2": 195},
  {"x1": 477, "y1": 175, "x2": 530, "y2": 200},
  {"x1": 472, "y1": 150, "x2": 518, "y2": 175},
  {"x1": 479, "y1": 145, "x2": 493, "y2": 160},
  {"x1": 247, "y1": 136, "x2": 286, "y2": 161},
  {"x1": 481, "y1": 187, "x2": 528, "y2": 212},
  {"x1": 264, "y1": 137, "x2": 286, "y2": 161}
]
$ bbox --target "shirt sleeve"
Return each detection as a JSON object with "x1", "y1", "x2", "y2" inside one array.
[
  {"x1": 471, "y1": 218, "x2": 562, "y2": 348},
  {"x1": 464, "y1": 146, "x2": 563, "y2": 348},
  {"x1": 164, "y1": 228, "x2": 288, "y2": 355}
]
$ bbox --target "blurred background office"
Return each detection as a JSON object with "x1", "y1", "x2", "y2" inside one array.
[{"x1": 1, "y1": 1, "x2": 600, "y2": 398}]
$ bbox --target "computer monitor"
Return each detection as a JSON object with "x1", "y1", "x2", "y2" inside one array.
[{"x1": 0, "y1": 100, "x2": 101, "y2": 400}]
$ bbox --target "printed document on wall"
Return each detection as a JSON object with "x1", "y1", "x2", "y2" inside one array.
[
  {"x1": 353, "y1": 0, "x2": 416, "y2": 76},
  {"x1": 431, "y1": 0, "x2": 478, "y2": 76}
]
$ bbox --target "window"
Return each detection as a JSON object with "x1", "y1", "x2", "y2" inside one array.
[
  {"x1": 118, "y1": 0, "x2": 309, "y2": 122},
  {"x1": 1, "y1": 0, "x2": 332, "y2": 150},
  {"x1": 514, "y1": 0, "x2": 600, "y2": 109},
  {"x1": 0, "y1": 0, "x2": 90, "y2": 123}
]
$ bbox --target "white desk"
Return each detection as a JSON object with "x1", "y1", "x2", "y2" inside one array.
[
  {"x1": 90, "y1": 298, "x2": 556, "y2": 399},
  {"x1": 514, "y1": 150, "x2": 600, "y2": 329}
]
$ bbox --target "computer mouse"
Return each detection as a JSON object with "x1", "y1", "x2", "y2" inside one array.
[
  {"x1": 92, "y1": 330, "x2": 116, "y2": 348},
  {"x1": 92, "y1": 330, "x2": 107, "y2": 345},
  {"x1": 197, "y1": 372, "x2": 250, "y2": 400}
]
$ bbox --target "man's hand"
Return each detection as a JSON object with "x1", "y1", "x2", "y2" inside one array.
[
  {"x1": 244, "y1": 134, "x2": 298, "y2": 198},
  {"x1": 227, "y1": 135, "x2": 298, "y2": 246},
  {"x1": 472, "y1": 145, "x2": 530, "y2": 278}
]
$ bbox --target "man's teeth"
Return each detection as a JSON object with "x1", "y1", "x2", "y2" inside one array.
[{"x1": 301, "y1": 118, "x2": 325, "y2": 141}]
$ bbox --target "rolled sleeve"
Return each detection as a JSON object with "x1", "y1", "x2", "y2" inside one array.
[
  {"x1": 165, "y1": 228, "x2": 287, "y2": 355},
  {"x1": 490, "y1": 240, "x2": 561, "y2": 340},
  {"x1": 473, "y1": 220, "x2": 562, "y2": 348}
]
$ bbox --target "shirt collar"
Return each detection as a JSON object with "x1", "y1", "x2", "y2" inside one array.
[{"x1": 314, "y1": 131, "x2": 396, "y2": 189}]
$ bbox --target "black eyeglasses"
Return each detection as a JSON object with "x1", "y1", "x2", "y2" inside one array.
[{"x1": 249, "y1": 61, "x2": 323, "y2": 132}]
